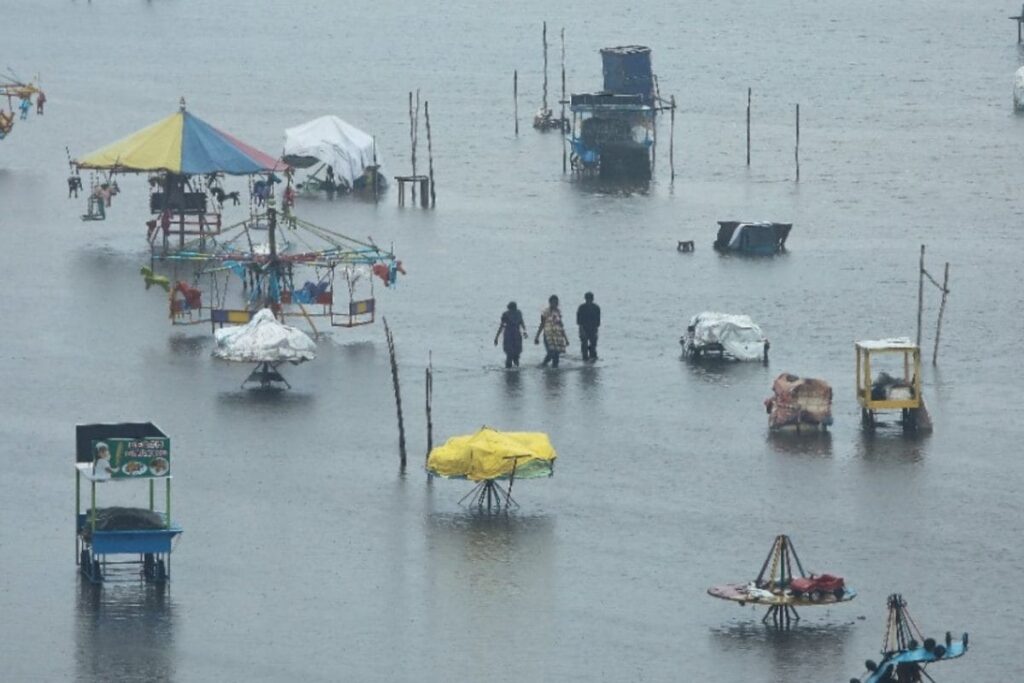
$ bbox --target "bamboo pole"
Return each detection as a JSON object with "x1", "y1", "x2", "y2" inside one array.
[
  {"x1": 514, "y1": 70, "x2": 519, "y2": 136},
  {"x1": 425, "y1": 101, "x2": 436, "y2": 207},
  {"x1": 542, "y1": 21, "x2": 549, "y2": 113},
  {"x1": 669, "y1": 95, "x2": 676, "y2": 181},
  {"x1": 425, "y1": 353, "x2": 433, "y2": 462},
  {"x1": 383, "y1": 318, "x2": 407, "y2": 470},
  {"x1": 746, "y1": 88, "x2": 751, "y2": 166},
  {"x1": 916, "y1": 244, "x2": 925, "y2": 347},
  {"x1": 932, "y1": 262, "x2": 950, "y2": 365},
  {"x1": 561, "y1": 28, "x2": 567, "y2": 172},
  {"x1": 795, "y1": 103, "x2": 800, "y2": 181}
]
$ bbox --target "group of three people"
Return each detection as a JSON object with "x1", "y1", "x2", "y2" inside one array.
[{"x1": 494, "y1": 293, "x2": 601, "y2": 369}]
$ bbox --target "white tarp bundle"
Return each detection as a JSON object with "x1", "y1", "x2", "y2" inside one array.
[
  {"x1": 687, "y1": 312, "x2": 767, "y2": 361},
  {"x1": 213, "y1": 309, "x2": 317, "y2": 363},
  {"x1": 283, "y1": 115, "x2": 381, "y2": 187},
  {"x1": 1015, "y1": 66, "x2": 1024, "y2": 112}
]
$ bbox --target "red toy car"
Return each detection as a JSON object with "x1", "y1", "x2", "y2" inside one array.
[{"x1": 789, "y1": 573, "x2": 845, "y2": 601}]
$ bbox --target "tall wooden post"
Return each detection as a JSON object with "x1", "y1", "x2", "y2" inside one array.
[
  {"x1": 932, "y1": 262, "x2": 950, "y2": 365},
  {"x1": 669, "y1": 95, "x2": 676, "y2": 181},
  {"x1": 409, "y1": 91, "x2": 420, "y2": 204},
  {"x1": 425, "y1": 353, "x2": 434, "y2": 462},
  {"x1": 541, "y1": 21, "x2": 549, "y2": 113},
  {"x1": 384, "y1": 318, "x2": 407, "y2": 471},
  {"x1": 795, "y1": 104, "x2": 800, "y2": 181},
  {"x1": 514, "y1": 70, "x2": 519, "y2": 136},
  {"x1": 425, "y1": 101, "x2": 436, "y2": 207},
  {"x1": 916, "y1": 244, "x2": 925, "y2": 347},
  {"x1": 560, "y1": 28, "x2": 567, "y2": 173},
  {"x1": 746, "y1": 88, "x2": 752, "y2": 166}
]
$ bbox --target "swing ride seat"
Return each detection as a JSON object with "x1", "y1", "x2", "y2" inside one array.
[
  {"x1": 332, "y1": 298, "x2": 375, "y2": 327},
  {"x1": 211, "y1": 308, "x2": 253, "y2": 331}
]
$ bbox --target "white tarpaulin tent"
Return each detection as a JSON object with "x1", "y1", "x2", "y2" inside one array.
[
  {"x1": 282, "y1": 115, "x2": 381, "y2": 188},
  {"x1": 684, "y1": 311, "x2": 768, "y2": 361},
  {"x1": 213, "y1": 309, "x2": 317, "y2": 363}
]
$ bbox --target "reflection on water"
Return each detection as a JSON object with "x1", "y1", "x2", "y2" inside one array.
[
  {"x1": 855, "y1": 429, "x2": 928, "y2": 464},
  {"x1": 75, "y1": 580, "x2": 175, "y2": 683},
  {"x1": 577, "y1": 364, "x2": 600, "y2": 395},
  {"x1": 501, "y1": 368, "x2": 523, "y2": 398},
  {"x1": 215, "y1": 387, "x2": 316, "y2": 415},
  {"x1": 684, "y1": 358, "x2": 772, "y2": 386},
  {"x1": 767, "y1": 430, "x2": 833, "y2": 457},
  {"x1": 167, "y1": 333, "x2": 210, "y2": 357},
  {"x1": 572, "y1": 177, "x2": 651, "y2": 197},
  {"x1": 542, "y1": 367, "x2": 565, "y2": 397},
  {"x1": 710, "y1": 620, "x2": 853, "y2": 681}
]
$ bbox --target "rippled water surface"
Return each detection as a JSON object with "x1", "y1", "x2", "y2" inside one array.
[{"x1": 2, "y1": 1, "x2": 1022, "y2": 680}]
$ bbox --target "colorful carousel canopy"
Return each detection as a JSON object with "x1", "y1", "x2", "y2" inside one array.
[
  {"x1": 426, "y1": 427, "x2": 557, "y2": 481},
  {"x1": 76, "y1": 105, "x2": 282, "y2": 175}
]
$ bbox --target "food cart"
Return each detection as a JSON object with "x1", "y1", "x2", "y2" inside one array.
[
  {"x1": 75, "y1": 423, "x2": 182, "y2": 583},
  {"x1": 855, "y1": 338, "x2": 924, "y2": 431}
]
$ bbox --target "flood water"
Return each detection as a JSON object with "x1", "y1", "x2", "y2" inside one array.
[{"x1": 1, "y1": 1, "x2": 1022, "y2": 680}]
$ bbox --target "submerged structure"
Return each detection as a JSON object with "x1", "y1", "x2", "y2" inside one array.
[
  {"x1": 707, "y1": 534, "x2": 856, "y2": 626},
  {"x1": 681, "y1": 312, "x2": 769, "y2": 362},
  {"x1": 567, "y1": 45, "x2": 674, "y2": 180},
  {"x1": 851, "y1": 594, "x2": 968, "y2": 683},
  {"x1": 855, "y1": 338, "x2": 930, "y2": 431},
  {"x1": 75, "y1": 423, "x2": 182, "y2": 583},
  {"x1": 713, "y1": 221, "x2": 792, "y2": 255},
  {"x1": 283, "y1": 115, "x2": 385, "y2": 198},
  {"x1": 764, "y1": 373, "x2": 833, "y2": 432}
]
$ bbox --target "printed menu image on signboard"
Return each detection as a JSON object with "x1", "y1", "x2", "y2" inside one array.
[{"x1": 91, "y1": 437, "x2": 171, "y2": 479}]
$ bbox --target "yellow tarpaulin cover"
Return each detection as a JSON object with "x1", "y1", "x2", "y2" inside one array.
[{"x1": 426, "y1": 427, "x2": 557, "y2": 481}]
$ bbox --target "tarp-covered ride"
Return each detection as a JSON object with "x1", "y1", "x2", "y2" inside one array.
[
  {"x1": 214, "y1": 308, "x2": 316, "y2": 389},
  {"x1": 426, "y1": 427, "x2": 557, "y2": 509},
  {"x1": 764, "y1": 373, "x2": 833, "y2": 431},
  {"x1": 681, "y1": 312, "x2": 769, "y2": 362},
  {"x1": 283, "y1": 115, "x2": 385, "y2": 197}
]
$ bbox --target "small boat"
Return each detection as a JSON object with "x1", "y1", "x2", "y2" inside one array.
[{"x1": 713, "y1": 221, "x2": 791, "y2": 255}]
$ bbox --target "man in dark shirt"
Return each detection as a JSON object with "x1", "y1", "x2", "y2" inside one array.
[{"x1": 576, "y1": 292, "x2": 601, "y2": 361}]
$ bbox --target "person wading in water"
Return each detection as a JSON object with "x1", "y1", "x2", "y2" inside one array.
[
  {"x1": 494, "y1": 301, "x2": 528, "y2": 368},
  {"x1": 534, "y1": 295, "x2": 569, "y2": 368}
]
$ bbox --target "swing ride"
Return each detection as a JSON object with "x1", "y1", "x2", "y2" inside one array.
[
  {"x1": 151, "y1": 203, "x2": 403, "y2": 336},
  {"x1": 0, "y1": 72, "x2": 43, "y2": 141},
  {"x1": 426, "y1": 427, "x2": 557, "y2": 510},
  {"x1": 850, "y1": 594, "x2": 968, "y2": 683},
  {"x1": 707, "y1": 534, "x2": 856, "y2": 626},
  {"x1": 73, "y1": 98, "x2": 284, "y2": 248}
]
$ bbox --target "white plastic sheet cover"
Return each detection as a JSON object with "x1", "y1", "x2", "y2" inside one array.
[
  {"x1": 213, "y1": 309, "x2": 317, "y2": 363},
  {"x1": 283, "y1": 115, "x2": 382, "y2": 187},
  {"x1": 1015, "y1": 66, "x2": 1024, "y2": 112},
  {"x1": 688, "y1": 312, "x2": 767, "y2": 361}
]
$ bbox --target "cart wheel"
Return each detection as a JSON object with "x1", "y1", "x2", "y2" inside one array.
[
  {"x1": 861, "y1": 409, "x2": 875, "y2": 429},
  {"x1": 810, "y1": 590, "x2": 823, "y2": 602},
  {"x1": 143, "y1": 553, "x2": 155, "y2": 580},
  {"x1": 833, "y1": 588, "x2": 845, "y2": 600},
  {"x1": 903, "y1": 408, "x2": 919, "y2": 432},
  {"x1": 92, "y1": 559, "x2": 102, "y2": 581},
  {"x1": 155, "y1": 559, "x2": 167, "y2": 583},
  {"x1": 80, "y1": 549, "x2": 89, "y2": 568},
  {"x1": 791, "y1": 590, "x2": 803, "y2": 600}
]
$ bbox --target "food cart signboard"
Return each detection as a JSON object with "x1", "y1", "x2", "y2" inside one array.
[{"x1": 90, "y1": 437, "x2": 170, "y2": 479}]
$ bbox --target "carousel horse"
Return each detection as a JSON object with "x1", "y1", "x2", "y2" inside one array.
[
  {"x1": 173, "y1": 281, "x2": 202, "y2": 310},
  {"x1": 210, "y1": 186, "x2": 241, "y2": 207},
  {"x1": 139, "y1": 266, "x2": 171, "y2": 292}
]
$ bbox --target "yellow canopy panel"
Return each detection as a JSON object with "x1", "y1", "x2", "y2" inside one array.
[
  {"x1": 426, "y1": 427, "x2": 556, "y2": 481},
  {"x1": 76, "y1": 112, "x2": 184, "y2": 172}
]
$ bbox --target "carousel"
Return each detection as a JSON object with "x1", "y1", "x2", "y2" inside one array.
[
  {"x1": 73, "y1": 97, "x2": 284, "y2": 247},
  {"x1": 0, "y1": 72, "x2": 44, "y2": 141}
]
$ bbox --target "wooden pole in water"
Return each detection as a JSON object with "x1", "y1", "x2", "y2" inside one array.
[
  {"x1": 746, "y1": 88, "x2": 751, "y2": 166},
  {"x1": 514, "y1": 70, "x2": 519, "y2": 136},
  {"x1": 669, "y1": 95, "x2": 676, "y2": 181},
  {"x1": 425, "y1": 101, "x2": 436, "y2": 207},
  {"x1": 932, "y1": 262, "x2": 950, "y2": 365},
  {"x1": 561, "y1": 28, "x2": 567, "y2": 173},
  {"x1": 916, "y1": 244, "x2": 925, "y2": 348},
  {"x1": 425, "y1": 352, "x2": 433, "y2": 463},
  {"x1": 542, "y1": 21, "x2": 549, "y2": 113},
  {"x1": 795, "y1": 103, "x2": 800, "y2": 181},
  {"x1": 384, "y1": 317, "x2": 407, "y2": 471}
]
